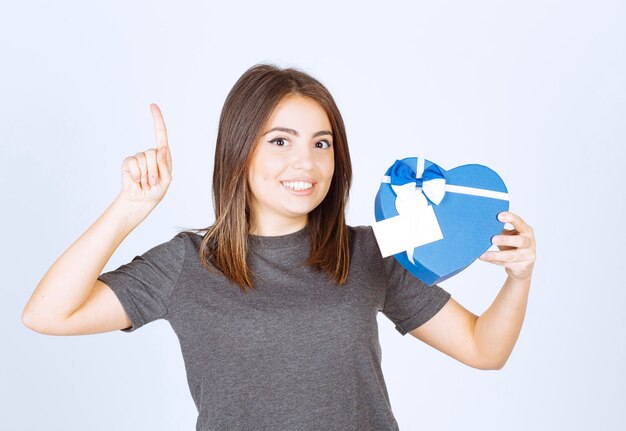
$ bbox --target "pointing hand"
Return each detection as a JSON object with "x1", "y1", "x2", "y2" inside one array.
[{"x1": 118, "y1": 103, "x2": 173, "y2": 207}]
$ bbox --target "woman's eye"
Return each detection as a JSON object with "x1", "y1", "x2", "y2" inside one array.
[
  {"x1": 269, "y1": 137, "x2": 289, "y2": 147},
  {"x1": 315, "y1": 140, "x2": 332, "y2": 149}
]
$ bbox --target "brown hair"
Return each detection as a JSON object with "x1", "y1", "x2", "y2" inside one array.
[{"x1": 184, "y1": 63, "x2": 352, "y2": 292}]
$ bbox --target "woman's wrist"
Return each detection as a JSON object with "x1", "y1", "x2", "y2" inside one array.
[{"x1": 110, "y1": 195, "x2": 155, "y2": 232}]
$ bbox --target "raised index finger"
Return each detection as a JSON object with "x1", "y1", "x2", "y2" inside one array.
[{"x1": 150, "y1": 103, "x2": 169, "y2": 149}]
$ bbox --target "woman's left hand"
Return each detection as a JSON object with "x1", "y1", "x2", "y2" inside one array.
[{"x1": 479, "y1": 211, "x2": 536, "y2": 281}]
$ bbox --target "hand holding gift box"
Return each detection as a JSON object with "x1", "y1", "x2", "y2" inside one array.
[
  {"x1": 372, "y1": 157, "x2": 510, "y2": 285},
  {"x1": 371, "y1": 155, "x2": 536, "y2": 371}
]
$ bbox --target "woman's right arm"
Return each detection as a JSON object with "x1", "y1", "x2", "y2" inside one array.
[
  {"x1": 21, "y1": 198, "x2": 154, "y2": 334},
  {"x1": 22, "y1": 103, "x2": 173, "y2": 335}
]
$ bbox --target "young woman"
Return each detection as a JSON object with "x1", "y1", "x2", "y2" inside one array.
[{"x1": 22, "y1": 64, "x2": 536, "y2": 430}]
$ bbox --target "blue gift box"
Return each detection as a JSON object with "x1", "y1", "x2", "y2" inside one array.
[{"x1": 372, "y1": 157, "x2": 510, "y2": 286}]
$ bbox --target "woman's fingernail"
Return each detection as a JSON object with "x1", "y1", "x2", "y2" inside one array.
[{"x1": 150, "y1": 175, "x2": 156, "y2": 185}]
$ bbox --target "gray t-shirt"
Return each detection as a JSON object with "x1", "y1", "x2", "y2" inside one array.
[{"x1": 97, "y1": 224, "x2": 451, "y2": 431}]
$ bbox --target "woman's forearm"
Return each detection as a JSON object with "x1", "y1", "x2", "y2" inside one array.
[
  {"x1": 22, "y1": 196, "x2": 152, "y2": 326},
  {"x1": 473, "y1": 275, "x2": 532, "y2": 369}
]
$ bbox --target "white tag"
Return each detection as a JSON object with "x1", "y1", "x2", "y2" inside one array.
[
  {"x1": 372, "y1": 204, "x2": 443, "y2": 258},
  {"x1": 406, "y1": 204, "x2": 444, "y2": 249},
  {"x1": 372, "y1": 214, "x2": 413, "y2": 257}
]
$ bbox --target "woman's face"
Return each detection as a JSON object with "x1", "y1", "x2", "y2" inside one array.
[{"x1": 247, "y1": 95, "x2": 335, "y2": 235}]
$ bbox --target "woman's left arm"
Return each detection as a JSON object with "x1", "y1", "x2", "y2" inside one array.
[{"x1": 409, "y1": 211, "x2": 536, "y2": 370}]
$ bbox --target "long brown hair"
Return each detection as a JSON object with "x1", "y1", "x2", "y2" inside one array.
[{"x1": 185, "y1": 63, "x2": 352, "y2": 292}]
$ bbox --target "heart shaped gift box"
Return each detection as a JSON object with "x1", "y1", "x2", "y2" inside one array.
[{"x1": 372, "y1": 157, "x2": 510, "y2": 286}]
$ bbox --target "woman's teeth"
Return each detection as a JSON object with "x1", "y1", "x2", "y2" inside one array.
[{"x1": 282, "y1": 181, "x2": 313, "y2": 191}]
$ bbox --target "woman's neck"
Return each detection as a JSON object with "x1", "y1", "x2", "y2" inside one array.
[{"x1": 249, "y1": 217, "x2": 307, "y2": 237}]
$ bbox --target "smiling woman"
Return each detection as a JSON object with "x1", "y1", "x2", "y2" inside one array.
[
  {"x1": 23, "y1": 62, "x2": 534, "y2": 431},
  {"x1": 189, "y1": 65, "x2": 353, "y2": 291}
]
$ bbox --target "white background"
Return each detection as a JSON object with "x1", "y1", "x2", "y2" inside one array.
[{"x1": 2, "y1": 1, "x2": 624, "y2": 430}]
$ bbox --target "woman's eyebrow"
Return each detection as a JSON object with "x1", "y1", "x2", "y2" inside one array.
[{"x1": 262, "y1": 126, "x2": 333, "y2": 138}]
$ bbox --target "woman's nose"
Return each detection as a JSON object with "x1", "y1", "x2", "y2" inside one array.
[{"x1": 290, "y1": 143, "x2": 314, "y2": 170}]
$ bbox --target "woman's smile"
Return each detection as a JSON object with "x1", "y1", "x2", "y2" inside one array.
[{"x1": 281, "y1": 178, "x2": 317, "y2": 194}]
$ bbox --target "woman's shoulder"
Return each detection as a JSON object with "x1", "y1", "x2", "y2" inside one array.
[
  {"x1": 347, "y1": 224, "x2": 375, "y2": 239},
  {"x1": 347, "y1": 224, "x2": 380, "y2": 254},
  {"x1": 164, "y1": 229, "x2": 205, "y2": 255},
  {"x1": 175, "y1": 229, "x2": 205, "y2": 243}
]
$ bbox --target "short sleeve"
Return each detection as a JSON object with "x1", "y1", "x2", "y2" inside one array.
[
  {"x1": 381, "y1": 256, "x2": 452, "y2": 336},
  {"x1": 97, "y1": 232, "x2": 186, "y2": 333}
]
